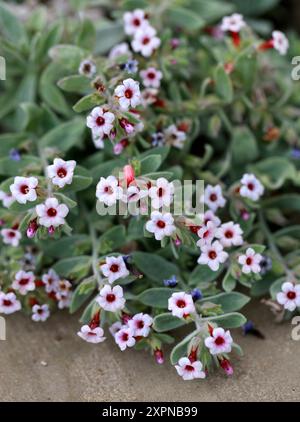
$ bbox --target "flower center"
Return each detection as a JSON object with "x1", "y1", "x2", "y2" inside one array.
[
  {"x1": 96, "y1": 116, "x2": 105, "y2": 126},
  {"x1": 3, "y1": 299, "x2": 12, "y2": 307},
  {"x1": 84, "y1": 63, "x2": 91, "y2": 72},
  {"x1": 137, "y1": 320, "x2": 144, "y2": 329},
  {"x1": 8, "y1": 231, "x2": 16, "y2": 238},
  {"x1": 19, "y1": 278, "x2": 29, "y2": 286},
  {"x1": 287, "y1": 291, "x2": 296, "y2": 300},
  {"x1": 106, "y1": 293, "x2": 116, "y2": 303},
  {"x1": 247, "y1": 183, "x2": 254, "y2": 191},
  {"x1": 37, "y1": 309, "x2": 44, "y2": 314},
  {"x1": 142, "y1": 37, "x2": 150, "y2": 45},
  {"x1": 122, "y1": 332, "x2": 129, "y2": 341},
  {"x1": 215, "y1": 336, "x2": 225, "y2": 346},
  {"x1": 185, "y1": 365, "x2": 195, "y2": 372},
  {"x1": 148, "y1": 72, "x2": 156, "y2": 79},
  {"x1": 176, "y1": 299, "x2": 186, "y2": 308},
  {"x1": 20, "y1": 185, "x2": 29, "y2": 195},
  {"x1": 156, "y1": 220, "x2": 166, "y2": 229},
  {"x1": 88, "y1": 331, "x2": 97, "y2": 336},
  {"x1": 208, "y1": 250, "x2": 217, "y2": 260},
  {"x1": 225, "y1": 230, "x2": 233, "y2": 238},
  {"x1": 210, "y1": 193, "x2": 217, "y2": 202},
  {"x1": 104, "y1": 186, "x2": 113, "y2": 194},
  {"x1": 203, "y1": 230, "x2": 209, "y2": 238},
  {"x1": 157, "y1": 187, "x2": 164, "y2": 197},
  {"x1": 246, "y1": 257, "x2": 253, "y2": 265},
  {"x1": 47, "y1": 208, "x2": 57, "y2": 217},
  {"x1": 125, "y1": 89, "x2": 133, "y2": 99},
  {"x1": 110, "y1": 264, "x2": 119, "y2": 273},
  {"x1": 57, "y1": 167, "x2": 67, "y2": 178},
  {"x1": 133, "y1": 18, "x2": 140, "y2": 27}
]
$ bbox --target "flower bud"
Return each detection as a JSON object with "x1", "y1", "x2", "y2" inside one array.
[
  {"x1": 219, "y1": 358, "x2": 233, "y2": 376},
  {"x1": 123, "y1": 164, "x2": 135, "y2": 186},
  {"x1": 154, "y1": 348, "x2": 164, "y2": 365},
  {"x1": 27, "y1": 219, "x2": 38, "y2": 239}
]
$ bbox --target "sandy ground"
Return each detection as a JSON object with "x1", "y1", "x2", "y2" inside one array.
[{"x1": 0, "y1": 301, "x2": 299, "y2": 402}]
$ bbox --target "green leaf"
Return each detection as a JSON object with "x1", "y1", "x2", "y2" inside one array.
[
  {"x1": 80, "y1": 299, "x2": 100, "y2": 324},
  {"x1": 153, "y1": 313, "x2": 187, "y2": 332},
  {"x1": 222, "y1": 269, "x2": 237, "y2": 292},
  {"x1": 0, "y1": 1, "x2": 27, "y2": 45},
  {"x1": 70, "y1": 276, "x2": 97, "y2": 313},
  {"x1": 40, "y1": 118, "x2": 86, "y2": 151},
  {"x1": 189, "y1": 264, "x2": 224, "y2": 287},
  {"x1": 0, "y1": 156, "x2": 41, "y2": 176},
  {"x1": 140, "y1": 154, "x2": 162, "y2": 174},
  {"x1": 214, "y1": 65, "x2": 233, "y2": 103},
  {"x1": 49, "y1": 44, "x2": 87, "y2": 70},
  {"x1": 168, "y1": 7, "x2": 205, "y2": 31},
  {"x1": 249, "y1": 157, "x2": 296, "y2": 190},
  {"x1": 61, "y1": 166, "x2": 93, "y2": 192},
  {"x1": 270, "y1": 277, "x2": 285, "y2": 300},
  {"x1": 199, "y1": 292, "x2": 250, "y2": 313},
  {"x1": 170, "y1": 330, "x2": 199, "y2": 365},
  {"x1": 202, "y1": 312, "x2": 247, "y2": 328},
  {"x1": 136, "y1": 287, "x2": 175, "y2": 308},
  {"x1": 99, "y1": 225, "x2": 126, "y2": 254},
  {"x1": 95, "y1": 21, "x2": 125, "y2": 54},
  {"x1": 58, "y1": 75, "x2": 92, "y2": 94},
  {"x1": 53, "y1": 256, "x2": 92, "y2": 279},
  {"x1": 73, "y1": 92, "x2": 105, "y2": 113},
  {"x1": 263, "y1": 194, "x2": 300, "y2": 212},
  {"x1": 41, "y1": 234, "x2": 90, "y2": 258},
  {"x1": 132, "y1": 252, "x2": 179, "y2": 283},
  {"x1": 91, "y1": 158, "x2": 126, "y2": 180},
  {"x1": 231, "y1": 126, "x2": 258, "y2": 164},
  {"x1": 231, "y1": 0, "x2": 279, "y2": 16}
]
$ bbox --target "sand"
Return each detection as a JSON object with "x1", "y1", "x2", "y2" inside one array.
[{"x1": 0, "y1": 301, "x2": 299, "y2": 402}]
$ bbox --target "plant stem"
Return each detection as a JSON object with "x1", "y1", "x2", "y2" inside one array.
[
  {"x1": 37, "y1": 142, "x2": 52, "y2": 196},
  {"x1": 259, "y1": 210, "x2": 294, "y2": 280}
]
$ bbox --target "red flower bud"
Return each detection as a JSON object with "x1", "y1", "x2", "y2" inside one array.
[{"x1": 154, "y1": 348, "x2": 164, "y2": 365}]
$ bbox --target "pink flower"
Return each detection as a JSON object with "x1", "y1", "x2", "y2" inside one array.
[
  {"x1": 140, "y1": 67, "x2": 162, "y2": 88},
  {"x1": 238, "y1": 247, "x2": 262, "y2": 274},
  {"x1": 148, "y1": 177, "x2": 174, "y2": 209},
  {"x1": 114, "y1": 78, "x2": 141, "y2": 110},
  {"x1": 220, "y1": 14, "x2": 245, "y2": 33},
  {"x1": 10, "y1": 176, "x2": 38, "y2": 204},
  {"x1": 86, "y1": 107, "x2": 115, "y2": 137},
  {"x1": 197, "y1": 240, "x2": 228, "y2": 271},
  {"x1": 35, "y1": 197, "x2": 69, "y2": 228},
  {"x1": 196, "y1": 221, "x2": 217, "y2": 247},
  {"x1": 0, "y1": 292, "x2": 21, "y2": 314},
  {"x1": 203, "y1": 184, "x2": 226, "y2": 212},
  {"x1": 12, "y1": 270, "x2": 35, "y2": 295},
  {"x1": 131, "y1": 25, "x2": 161, "y2": 57},
  {"x1": 277, "y1": 282, "x2": 300, "y2": 312},
  {"x1": 100, "y1": 256, "x2": 129, "y2": 284},
  {"x1": 1, "y1": 228, "x2": 21, "y2": 247},
  {"x1": 175, "y1": 357, "x2": 206, "y2": 380},
  {"x1": 128, "y1": 313, "x2": 153, "y2": 337},
  {"x1": 123, "y1": 9, "x2": 149, "y2": 36},
  {"x1": 96, "y1": 285, "x2": 125, "y2": 312},
  {"x1": 215, "y1": 221, "x2": 243, "y2": 248},
  {"x1": 47, "y1": 158, "x2": 76, "y2": 188},
  {"x1": 168, "y1": 292, "x2": 195, "y2": 319},
  {"x1": 77, "y1": 325, "x2": 106, "y2": 344},
  {"x1": 145, "y1": 211, "x2": 176, "y2": 241},
  {"x1": 115, "y1": 325, "x2": 136, "y2": 351},
  {"x1": 96, "y1": 175, "x2": 123, "y2": 206},
  {"x1": 32, "y1": 304, "x2": 50, "y2": 322},
  {"x1": 204, "y1": 327, "x2": 233, "y2": 355}
]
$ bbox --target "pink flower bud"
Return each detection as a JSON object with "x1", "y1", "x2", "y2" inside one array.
[
  {"x1": 123, "y1": 164, "x2": 135, "y2": 186},
  {"x1": 154, "y1": 348, "x2": 164, "y2": 365},
  {"x1": 27, "y1": 219, "x2": 38, "y2": 238},
  {"x1": 120, "y1": 118, "x2": 135, "y2": 134},
  {"x1": 114, "y1": 143, "x2": 124, "y2": 155},
  {"x1": 219, "y1": 358, "x2": 233, "y2": 376},
  {"x1": 121, "y1": 312, "x2": 131, "y2": 325},
  {"x1": 48, "y1": 225, "x2": 55, "y2": 235},
  {"x1": 174, "y1": 237, "x2": 181, "y2": 246},
  {"x1": 170, "y1": 38, "x2": 180, "y2": 49}
]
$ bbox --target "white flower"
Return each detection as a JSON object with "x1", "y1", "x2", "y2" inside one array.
[
  {"x1": 199, "y1": 210, "x2": 221, "y2": 227},
  {"x1": 0, "y1": 292, "x2": 21, "y2": 314},
  {"x1": 109, "y1": 42, "x2": 131, "y2": 60},
  {"x1": 10, "y1": 176, "x2": 38, "y2": 204},
  {"x1": 196, "y1": 221, "x2": 217, "y2": 247},
  {"x1": 86, "y1": 106, "x2": 115, "y2": 137},
  {"x1": 96, "y1": 284, "x2": 125, "y2": 312},
  {"x1": 100, "y1": 256, "x2": 130, "y2": 284},
  {"x1": 109, "y1": 321, "x2": 122, "y2": 337},
  {"x1": 197, "y1": 240, "x2": 228, "y2": 271},
  {"x1": 32, "y1": 304, "x2": 50, "y2": 322},
  {"x1": 12, "y1": 270, "x2": 35, "y2": 295},
  {"x1": 164, "y1": 124, "x2": 186, "y2": 149},
  {"x1": 114, "y1": 78, "x2": 141, "y2": 110},
  {"x1": 42, "y1": 269, "x2": 60, "y2": 293},
  {"x1": 140, "y1": 67, "x2": 162, "y2": 88},
  {"x1": 240, "y1": 173, "x2": 264, "y2": 201},
  {"x1": 203, "y1": 184, "x2": 226, "y2": 212},
  {"x1": 35, "y1": 197, "x2": 69, "y2": 228},
  {"x1": 115, "y1": 325, "x2": 136, "y2": 351},
  {"x1": 0, "y1": 190, "x2": 14, "y2": 208},
  {"x1": 128, "y1": 313, "x2": 153, "y2": 337},
  {"x1": 148, "y1": 177, "x2": 174, "y2": 209},
  {"x1": 78, "y1": 59, "x2": 96, "y2": 78},
  {"x1": 277, "y1": 282, "x2": 300, "y2": 312},
  {"x1": 238, "y1": 247, "x2": 262, "y2": 274},
  {"x1": 215, "y1": 221, "x2": 243, "y2": 248},
  {"x1": 122, "y1": 185, "x2": 148, "y2": 203},
  {"x1": 220, "y1": 13, "x2": 245, "y2": 33},
  {"x1": 145, "y1": 211, "x2": 176, "y2": 241},
  {"x1": 96, "y1": 175, "x2": 123, "y2": 206},
  {"x1": 92, "y1": 132, "x2": 105, "y2": 150},
  {"x1": 123, "y1": 9, "x2": 148, "y2": 36},
  {"x1": 77, "y1": 325, "x2": 106, "y2": 344},
  {"x1": 175, "y1": 357, "x2": 206, "y2": 381},
  {"x1": 168, "y1": 292, "x2": 195, "y2": 319},
  {"x1": 56, "y1": 279, "x2": 72, "y2": 309},
  {"x1": 1, "y1": 228, "x2": 21, "y2": 247},
  {"x1": 132, "y1": 25, "x2": 161, "y2": 57},
  {"x1": 205, "y1": 327, "x2": 233, "y2": 355},
  {"x1": 272, "y1": 31, "x2": 289, "y2": 55},
  {"x1": 47, "y1": 158, "x2": 76, "y2": 188}
]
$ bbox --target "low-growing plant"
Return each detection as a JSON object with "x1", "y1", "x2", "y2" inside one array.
[{"x1": 0, "y1": 0, "x2": 300, "y2": 380}]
